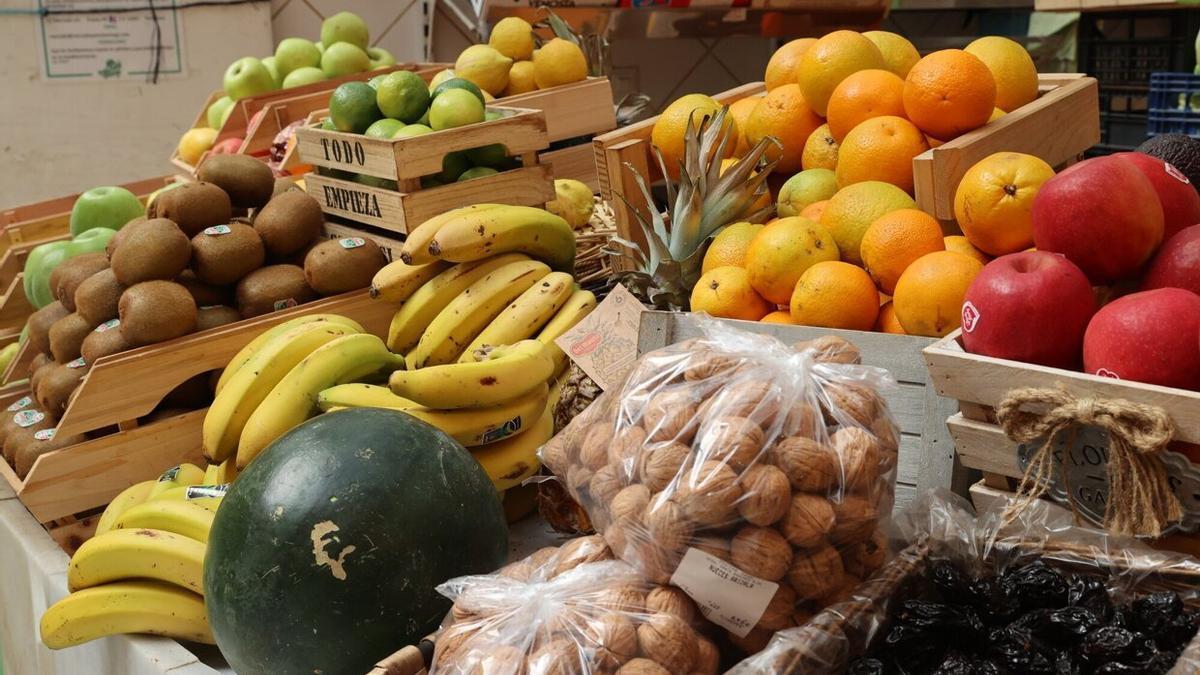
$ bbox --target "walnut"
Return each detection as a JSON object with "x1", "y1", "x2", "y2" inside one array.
[
  {"x1": 644, "y1": 496, "x2": 694, "y2": 552},
  {"x1": 616, "y1": 658, "x2": 670, "y2": 675},
  {"x1": 540, "y1": 435, "x2": 574, "y2": 474},
  {"x1": 788, "y1": 543, "x2": 845, "y2": 600},
  {"x1": 636, "y1": 612, "x2": 697, "y2": 673},
  {"x1": 639, "y1": 441, "x2": 691, "y2": 492},
  {"x1": 832, "y1": 427, "x2": 881, "y2": 492},
  {"x1": 692, "y1": 536, "x2": 732, "y2": 562},
  {"x1": 772, "y1": 437, "x2": 839, "y2": 493},
  {"x1": 782, "y1": 402, "x2": 821, "y2": 438},
  {"x1": 590, "y1": 464, "x2": 626, "y2": 505},
  {"x1": 433, "y1": 623, "x2": 475, "y2": 668},
  {"x1": 694, "y1": 637, "x2": 720, "y2": 675},
  {"x1": 642, "y1": 388, "x2": 699, "y2": 443},
  {"x1": 526, "y1": 637, "x2": 582, "y2": 675},
  {"x1": 756, "y1": 584, "x2": 798, "y2": 631},
  {"x1": 623, "y1": 538, "x2": 680, "y2": 585},
  {"x1": 551, "y1": 534, "x2": 613, "y2": 578},
  {"x1": 466, "y1": 644, "x2": 526, "y2": 675},
  {"x1": 451, "y1": 600, "x2": 480, "y2": 625},
  {"x1": 682, "y1": 350, "x2": 743, "y2": 382},
  {"x1": 610, "y1": 425, "x2": 649, "y2": 478},
  {"x1": 870, "y1": 414, "x2": 900, "y2": 453},
  {"x1": 736, "y1": 464, "x2": 792, "y2": 526},
  {"x1": 780, "y1": 494, "x2": 835, "y2": 548},
  {"x1": 528, "y1": 546, "x2": 561, "y2": 572},
  {"x1": 730, "y1": 525, "x2": 793, "y2": 582},
  {"x1": 604, "y1": 517, "x2": 636, "y2": 558},
  {"x1": 841, "y1": 528, "x2": 888, "y2": 578},
  {"x1": 674, "y1": 459, "x2": 743, "y2": 527},
  {"x1": 645, "y1": 586, "x2": 698, "y2": 625},
  {"x1": 829, "y1": 495, "x2": 878, "y2": 546},
  {"x1": 611, "y1": 484, "x2": 651, "y2": 522},
  {"x1": 580, "y1": 422, "x2": 616, "y2": 471},
  {"x1": 794, "y1": 335, "x2": 861, "y2": 364},
  {"x1": 595, "y1": 582, "x2": 647, "y2": 614},
  {"x1": 588, "y1": 614, "x2": 639, "y2": 670},
  {"x1": 566, "y1": 464, "x2": 594, "y2": 498},
  {"x1": 726, "y1": 626, "x2": 774, "y2": 655},
  {"x1": 498, "y1": 558, "x2": 533, "y2": 582},
  {"x1": 822, "y1": 380, "x2": 879, "y2": 428},
  {"x1": 694, "y1": 415, "x2": 765, "y2": 471},
  {"x1": 705, "y1": 379, "x2": 780, "y2": 427}
]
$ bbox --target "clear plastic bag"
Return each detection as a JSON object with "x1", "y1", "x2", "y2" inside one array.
[{"x1": 540, "y1": 320, "x2": 899, "y2": 650}]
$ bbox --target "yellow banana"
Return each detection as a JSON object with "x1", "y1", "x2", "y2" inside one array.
[
  {"x1": 146, "y1": 463, "x2": 206, "y2": 500},
  {"x1": 40, "y1": 580, "x2": 213, "y2": 649},
  {"x1": 237, "y1": 334, "x2": 406, "y2": 468},
  {"x1": 316, "y1": 383, "x2": 420, "y2": 412},
  {"x1": 202, "y1": 462, "x2": 220, "y2": 485},
  {"x1": 215, "y1": 314, "x2": 364, "y2": 394},
  {"x1": 426, "y1": 205, "x2": 576, "y2": 273},
  {"x1": 150, "y1": 484, "x2": 227, "y2": 511},
  {"x1": 212, "y1": 457, "x2": 238, "y2": 484},
  {"x1": 470, "y1": 397, "x2": 551, "y2": 490},
  {"x1": 203, "y1": 321, "x2": 359, "y2": 462},
  {"x1": 535, "y1": 289, "x2": 597, "y2": 375},
  {"x1": 408, "y1": 259, "x2": 550, "y2": 368},
  {"x1": 391, "y1": 340, "x2": 554, "y2": 409},
  {"x1": 400, "y1": 204, "x2": 504, "y2": 265},
  {"x1": 112, "y1": 500, "x2": 216, "y2": 543},
  {"x1": 386, "y1": 253, "x2": 532, "y2": 354},
  {"x1": 67, "y1": 528, "x2": 207, "y2": 595},
  {"x1": 369, "y1": 259, "x2": 451, "y2": 303},
  {"x1": 94, "y1": 480, "x2": 156, "y2": 536},
  {"x1": 402, "y1": 382, "x2": 548, "y2": 447},
  {"x1": 457, "y1": 272, "x2": 575, "y2": 362}
]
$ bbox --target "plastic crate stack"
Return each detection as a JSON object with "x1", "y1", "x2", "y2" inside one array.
[{"x1": 1148, "y1": 73, "x2": 1200, "y2": 138}]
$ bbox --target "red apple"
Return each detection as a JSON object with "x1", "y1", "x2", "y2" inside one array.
[
  {"x1": 960, "y1": 251, "x2": 1097, "y2": 369},
  {"x1": 1142, "y1": 224, "x2": 1200, "y2": 295},
  {"x1": 1031, "y1": 155, "x2": 1165, "y2": 284},
  {"x1": 1114, "y1": 151, "x2": 1200, "y2": 240},
  {"x1": 1082, "y1": 287, "x2": 1200, "y2": 390}
]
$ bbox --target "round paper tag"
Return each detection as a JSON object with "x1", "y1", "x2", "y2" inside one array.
[
  {"x1": 34, "y1": 429, "x2": 55, "y2": 441},
  {"x1": 338, "y1": 237, "x2": 366, "y2": 249},
  {"x1": 13, "y1": 410, "x2": 44, "y2": 428},
  {"x1": 204, "y1": 225, "x2": 233, "y2": 236},
  {"x1": 6, "y1": 396, "x2": 32, "y2": 412},
  {"x1": 94, "y1": 318, "x2": 120, "y2": 333}
]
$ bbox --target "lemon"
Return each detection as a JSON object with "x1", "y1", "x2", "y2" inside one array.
[
  {"x1": 545, "y1": 179, "x2": 595, "y2": 229},
  {"x1": 428, "y1": 68, "x2": 456, "y2": 92},
  {"x1": 533, "y1": 38, "x2": 587, "y2": 89},
  {"x1": 489, "y1": 17, "x2": 534, "y2": 61},
  {"x1": 455, "y1": 44, "x2": 512, "y2": 96},
  {"x1": 505, "y1": 60, "x2": 538, "y2": 96},
  {"x1": 177, "y1": 128, "x2": 218, "y2": 165}
]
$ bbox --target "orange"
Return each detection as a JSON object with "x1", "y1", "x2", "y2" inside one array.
[
  {"x1": 835, "y1": 116, "x2": 929, "y2": 194},
  {"x1": 965, "y1": 36, "x2": 1038, "y2": 113},
  {"x1": 702, "y1": 222, "x2": 763, "y2": 274},
  {"x1": 953, "y1": 152, "x2": 1055, "y2": 256},
  {"x1": 720, "y1": 158, "x2": 772, "y2": 213},
  {"x1": 863, "y1": 31, "x2": 921, "y2": 79},
  {"x1": 802, "y1": 124, "x2": 839, "y2": 171},
  {"x1": 903, "y1": 50, "x2": 997, "y2": 141},
  {"x1": 745, "y1": 84, "x2": 823, "y2": 174},
  {"x1": 800, "y1": 200, "x2": 829, "y2": 222},
  {"x1": 943, "y1": 235, "x2": 992, "y2": 265},
  {"x1": 859, "y1": 208, "x2": 946, "y2": 294},
  {"x1": 821, "y1": 181, "x2": 916, "y2": 265},
  {"x1": 826, "y1": 69, "x2": 907, "y2": 142},
  {"x1": 925, "y1": 135, "x2": 946, "y2": 149},
  {"x1": 875, "y1": 301, "x2": 905, "y2": 334},
  {"x1": 651, "y1": 94, "x2": 734, "y2": 179},
  {"x1": 892, "y1": 250, "x2": 984, "y2": 337},
  {"x1": 690, "y1": 266, "x2": 773, "y2": 320},
  {"x1": 744, "y1": 216, "x2": 840, "y2": 304},
  {"x1": 797, "y1": 30, "x2": 886, "y2": 117},
  {"x1": 790, "y1": 261, "x2": 880, "y2": 330},
  {"x1": 728, "y1": 96, "x2": 763, "y2": 154},
  {"x1": 989, "y1": 107, "x2": 1005, "y2": 122},
  {"x1": 765, "y1": 38, "x2": 817, "y2": 91},
  {"x1": 761, "y1": 310, "x2": 795, "y2": 325}
]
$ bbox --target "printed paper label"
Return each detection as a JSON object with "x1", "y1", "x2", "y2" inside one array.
[
  {"x1": 67, "y1": 357, "x2": 87, "y2": 369},
  {"x1": 186, "y1": 484, "x2": 229, "y2": 499},
  {"x1": 274, "y1": 298, "x2": 299, "y2": 311},
  {"x1": 961, "y1": 301, "x2": 980, "y2": 333},
  {"x1": 94, "y1": 319, "x2": 119, "y2": 333},
  {"x1": 555, "y1": 284, "x2": 647, "y2": 392},
  {"x1": 338, "y1": 237, "x2": 366, "y2": 249},
  {"x1": 204, "y1": 225, "x2": 232, "y2": 236},
  {"x1": 669, "y1": 547, "x2": 778, "y2": 637},
  {"x1": 34, "y1": 429, "x2": 55, "y2": 441},
  {"x1": 14, "y1": 410, "x2": 45, "y2": 428},
  {"x1": 7, "y1": 396, "x2": 32, "y2": 412}
]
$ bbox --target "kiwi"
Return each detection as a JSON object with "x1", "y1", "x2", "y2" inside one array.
[
  {"x1": 105, "y1": 226, "x2": 127, "y2": 261},
  {"x1": 0, "y1": 395, "x2": 36, "y2": 451},
  {"x1": 27, "y1": 301, "x2": 70, "y2": 356},
  {"x1": 190, "y1": 222, "x2": 265, "y2": 285},
  {"x1": 15, "y1": 427, "x2": 87, "y2": 478},
  {"x1": 52, "y1": 253, "x2": 109, "y2": 311},
  {"x1": 4, "y1": 410, "x2": 54, "y2": 472},
  {"x1": 195, "y1": 305, "x2": 241, "y2": 332},
  {"x1": 48, "y1": 313, "x2": 95, "y2": 364},
  {"x1": 277, "y1": 237, "x2": 321, "y2": 267},
  {"x1": 36, "y1": 361, "x2": 87, "y2": 419},
  {"x1": 118, "y1": 281, "x2": 198, "y2": 346},
  {"x1": 80, "y1": 323, "x2": 131, "y2": 364},
  {"x1": 304, "y1": 237, "x2": 386, "y2": 295},
  {"x1": 253, "y1": 190, "x2": 323, "y2": 257},
  {"x1": 196, "y1": 155, "x2": 275, "y2": 209},
  {"x1": 28, "y1": 353, "x2": 51, "y2": 389},
  {"x1": 235, "y1": 265, "x2": 316, "y2": 319},
  {"x1": 272, "y1": 177, "x2": 302, "y2": 198},
  {"x1": 177, "y1": 270, "x2": 231, "y2": 307},
  {"x1": 74, "y1": 268, "x2": 126, "y2": 325},
  {"x1": 149, "y1": 182, "x2": 233, "y2": 237},
  {"x1": 110, "y1": 218, "x2": 191, "y2": 285}
]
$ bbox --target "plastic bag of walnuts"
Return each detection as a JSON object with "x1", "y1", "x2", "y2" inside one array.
[
  {"x1": 429, "y1": 535, "x2": 722, "y2": 674},
  {"x1": 540, "y1": 322, "x2": 899, "y2": 651}
]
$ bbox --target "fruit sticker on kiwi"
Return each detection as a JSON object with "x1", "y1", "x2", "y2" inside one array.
[
  {"x1": 1165, "y1": 162, "x2": 1190, "y2": 184},
  {"x1": 203, "y1": 225, "x2": 232, "y2": 236},
  {"x1": 34, "y1": 429, "x2": 55, "y2": 441},
  {"x1": 273, "y1": 298, "x2": 299, "y2": 311},
  {"x1": 94, "y1": 319, "x2": 120, "y2": 333},
  {"x1": 186, "y1": 484, "x2": 229, "y2": 500},
  {"x1": 6, "y1": 396, "x2": 32, "y2": 412},
  {"x1": 338, "y1": 237, "x2": 366, "y2": 249},
  {"x1": 67, "y1": 357, "x2": 87, "y2": 369},
  {"x1": 13, "y1": 410, "x2": 45, "y2": 428},
  {"x1": 961, "y1": 301, "x2": 980, "y2": 333},
  {"x1": 158, "y1": 465, "x2": 182, "y2": 482},
  {"x1": 669, "y1": 547, "x2": 779, "y2": 637}
]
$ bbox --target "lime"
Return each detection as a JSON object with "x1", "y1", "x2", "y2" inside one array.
[
  {"x1": 465, "y1": 143, "x2": 508, "y2": 167},
  {"x1": 428, "y1": 69, "x2": 457, "y2": 93},
  {"x1": 391, "y1": 123, "x2": 433, "y2": 139},
  {"x1": 329, "y1": 82, "x2": 381, "y2": 134},
  {"x1": 431, "y1": 77, "x2": 485, "y2": 105},
  {"x1": 438, "y1": 151, "x2": 471, "y2": 183},
  {"x1": 365, "y1": 118, "x2": 405, "y2": 139},
  {"x1": 355, "y1": 174, "x2": 398, "y2": 190},
  {"x1": 368, "y1": 74, "x2": 387, "y2": 90},
  {"x1": 376, "y1": 71, "x2": 431, "y2": 123},
  {"x1": 417, "y1": 109, "x2": 430, "y2": 126},
  {"x1": 320, "y1": 117, "x2": 336, "y2": 130},
  {"x1": 429, "y1": 89, "x2": 485, "y2": 131},
  {"x1": 458, "y1": 167, "x2": 500, "y2": 182}
]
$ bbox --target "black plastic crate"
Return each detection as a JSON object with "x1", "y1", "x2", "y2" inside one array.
[{"x1": 1148, "y1": 72, "x2": 1200, "y2": 138}]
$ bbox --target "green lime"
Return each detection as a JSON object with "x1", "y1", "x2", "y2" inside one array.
[
  {"x1": 431, "y1": 77, "x2": 485, "y2": 105},
  {"x1": 427, "y1": 69, "x2": 456, "y2": 93},
  {"x1": 438, "y1": 151, "x2": 471, "y2": 183},
  {"x1": 457, "y1": 167, "x2": 499, "y2": 182},
  {"x1": 417, "y1": 109, "x2": 430, "y2": 126},
  {"x1": 368, "y1": 74, "x2": 387, "y2": 90},
  {"x1": 320, "y1": 117, "x2": 336, "y2": 130},
  {"x1": 355, "y1": 174, "x2": 398, "y2": 190},
  {"x1": 376, "y1": 71, "x2": 431, "y2": 124},
  {"x1": 421, "y1": 176, "x2": 445, "y2": 189},
  {"x1": 365, "y1": 118, "x2": 405, "y2": 139},
  {"x1": 429, "y1": 89, "x2": 485, "y2": 131},
  {"x1": 465, "y1": 143, "x2": 508, "y2": 167},
  {"x1": 391, "y1": 123, "x2": 433, "y2": 139},
  {"x1": 329, "y1": 82, "x2": 381, "y2": 134}
]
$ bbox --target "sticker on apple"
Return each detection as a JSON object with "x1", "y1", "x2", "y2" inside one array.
[
  {"x1": 339, "y1": 237, "x2": 366, "y2": 249},
  {"x1": 1095, "y1": 368, "x2": 1121, "y2": 379},
  {"x1": 1165, "y1": 162, "x2": 1190, "y2": 185},
  {"x1": 204, "y1": 225, "x2": 232, "y2": 236},
  {"x1": 961, "y1": 301, "x2": 980, "y2": 333}
]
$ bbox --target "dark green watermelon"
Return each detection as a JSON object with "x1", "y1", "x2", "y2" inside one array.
[{"x1": 204, "y1": 408, "x2": 507, "y2": 675}]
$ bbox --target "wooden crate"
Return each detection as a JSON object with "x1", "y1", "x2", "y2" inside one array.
[{"x1": 297, "y1": 106, "x2": 555, "y2": 234}]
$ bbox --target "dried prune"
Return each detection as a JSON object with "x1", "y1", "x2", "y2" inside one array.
[
  {"x1": 1130, "y1": 592, "x2": 1182, "y2": 635},
  {"x1": 848, "y1": 658, "x2": 886, "y2": 675},
  {"x1": 969, "y1": 578, "x2": 1020, "y2": 625},
  {"x1": 1055, "y1": 650, "x2": 1081, "y2": 675},
  {"x1": 885, "y1": 624, "x2": 944, "y2": 673},
  {"x1": 1093, "y1": 663, "x2": 1148, "y2": 674},
  {"x1": 933, "y1": 651, "x2": 994, "y2": 675},
  {"x1": 899, "y1": 600, "x2": 985, "y2": 640},
  {"x1": 1067, "y1": 575, "x2": 1112, "y2": 618},
  {"x1": 1044, "y1": 606, "x2": 1104, "y2": 644},
  {"x1": 1153, "y1": 611, "x2": 1199, "y2": 651},
  {"x1": 989, "y1": 625, "x2": 1056, "y2": 674},
  {"x1": 1081, "y1": 626, "x2": 1137, "y2": 665},
  {"x1": 1001, "y1": 560, "x2": 1068, "y2": 611}
]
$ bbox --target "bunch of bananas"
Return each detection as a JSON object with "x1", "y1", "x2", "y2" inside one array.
[{"x1": 40, "y1": 462, "x2": 230, "y2": 649}]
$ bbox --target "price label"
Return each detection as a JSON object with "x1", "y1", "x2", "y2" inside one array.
[
  {"x1": 669, "y1": 547, "x2": 778, "y2": 637},
  {"x1": 273, "y1": 298, "x2": 299, "y2": 311}
]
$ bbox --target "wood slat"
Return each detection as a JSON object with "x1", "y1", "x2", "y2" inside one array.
[
  {"x1": 0, "y1": 274, "x2": 33, "y2": 332},
  {"x1": 539, "y1": 144, "x2": 600, "y2": 192},
  {"x1": 499, "y1": 77, "x2": 617, "y2": 143},
  {"x1": 945, "y1": 412, "x2": 1022, "y2": 476}
]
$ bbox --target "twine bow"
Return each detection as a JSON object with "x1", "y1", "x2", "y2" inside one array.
[{"x1": 995, "y1": 386, "x2": 1182, "y2": 538}]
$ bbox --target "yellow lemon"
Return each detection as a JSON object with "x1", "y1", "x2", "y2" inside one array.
[
  {"x1": 177, "y1": 128, "x2": 218, "y2": 165},
  {"x1": 863, "y1": 31, "x2": 921, "y2": 79},
  {"x1": 504, "y1": 60, "x2": 538, "y2": 96},
  {"x1": 532, "y1": 38, "x2": 588, "y2": 89},
  {"x1": 455, "y1": 44, "x2": 512, "y2": 96},
  {"x1": 489, "y1": 17, "x2": 535, "y2": 61}
]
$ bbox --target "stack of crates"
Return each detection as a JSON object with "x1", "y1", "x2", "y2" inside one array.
[{"x1": 1148, "y1": 72, "x2": 1200, "y2": 138}]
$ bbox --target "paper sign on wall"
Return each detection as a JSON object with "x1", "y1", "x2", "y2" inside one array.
[{"x1": 37, "y1": 0, "x2": 185, "y2": 82}]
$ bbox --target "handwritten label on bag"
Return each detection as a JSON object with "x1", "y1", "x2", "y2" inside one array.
[
  {"x1": 94, "y1": 319, "x2": 119, "y2": 333},
  {"x1": 669, "y1": 547, "x2": 778, "y2": 638},
  {"x1": 338, "y1": 237, "x2": 366, "y2": 249},
  {"x1": 7, "y1": 396, "x2": 31, "y2": 412},
  {"x1": 13, "y1": 410, "x2": 44, "y2": 428},
  {"x1": 204, "y1": 225, "x2": 232, "y2": 236},
  {"x1": 34, "y1": 429, "x2": 55, "y2": 441},
  {"x1": 555, "y1": 284, "x2": 647, "y2": 392}
]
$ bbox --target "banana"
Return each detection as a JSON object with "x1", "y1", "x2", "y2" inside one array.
[
  {"x1": 386, "y1": 253, "x2": 532, "y2": 354},
  {"x1": 215, "y1": 314, "x2": 365, "y2": 394},
  {"x1": 400, "y1": 204, "x2": 504, "y2": 265},
  {"x1": 146, "y1": 463, "x2": 206, "y2": 500},
  {"x1": 426, "y1": 205, "x2": 576, "y2": 273},
  {"x1": 457, "y1": 272, "x2": 575, "y2": 362},
  {"x1": 470, "y1": 395, "x2": 552, "y2": 490},
  {"x1": 408, "y1": 259, "x2": 550, "y2": 368},
  {"x1": 112, "y1": 500, "x2": 216, "y2": 543},
  {"x1": 237, "y1": 334, "x2": 406, "y2": 468},
  {"x1": 150, "y1": 484, "x2": 227, "y2": 511},
  {"x1": 211, "y1": 457, "x2": 238, "y2": 484},
  {"x1": 369, "y1": 259, "x2": 451, "y2": 303},
  {"x1": 391, "y1": 340, "x2": 554, "y2": 409},
  {"x1": 402, "y1": 382, "x2": 549, "y2": 447},
  {"x1": 40, "y1": 580, "x2": 213, "y2": 649},
  {"x1": 202, "y1": 462, "x2": 220, "y2": 485},
  {"x1": 316, "y1": 383, "x2": 420, "y2": 412},
  {"x1": 94, "y1": 480, "x2": 156, "y2": 536},
  {"x1": 67, "y1": 528, "x2": 207, "y2": 595},
  {"x1": 535, "y1": 289, "x2": 597, "y2": 375},
  {"x1": 204, "y1": 321, "x2": 359, "y2": 462}
]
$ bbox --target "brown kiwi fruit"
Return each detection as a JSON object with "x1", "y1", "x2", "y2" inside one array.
[
  {"x1": 272, "y1": 177, "x2": 301, "y2": 198},
  {"x1": 303, "y1": 237, "x2": 386, "y2": 295},
  {"x1": 190, "y1": 222, "x2": 265, "y2": 285},
  {"x1": 52, "y1": 253, "x2": 109, "y2": 311},
  {"x1": 28, "y1": 353, "x2": 51, "y2": 388},
  {"x1": 15, "y1": 427, "x2": 87, "y2": 478},
  {"x1": 177, "y1": 270, "x2": 231, "y2": 307},
  {"x1": 27, "y1": 302, "x2": 70, "y2": 356},
  {"x1": 148, "y1": 182, "x2": 233, "y2": 237},
  {"x1": 48, "y1": 313, "x2": 95, "y2": 363},
  {"x1": 195, "y1": 305, "x2": 241, "y2": 332},
  {"x1": 110, "y1": 218, "x2": 191, "y2": 285},
  {"x1": 36, "y1": 361, "x2": 87, "y2": 418},
  {"x1": 253, "y1": 190, "x2": 323, "y2": 257},
  {"x1": 118, "y1": 281, "x2": 198, "y2": 346},
  {"x1": 74, "y1": 268, "x2": 126, "y2": 325},
  {"x1": 80, "y1": 322, "x2": 130, "y2": 363},
  {"x1": 276, "y1": 237, "x2": 320, "y2": 267},
  {"x1": 105, "y1": 226, "x2": 127, "y2": 261},
  {"x1": 235, "y1": 265, "x2": 316, "y2": 318},
  {"x1": 0, "y1": 394, "x2": 37, "y2": 451},
  {"x1": 4, "y1": 410, "x2": 54, "y2": 470},
  {"x1": 196, "y1": 155, "x2": 275, "y2": 209}
]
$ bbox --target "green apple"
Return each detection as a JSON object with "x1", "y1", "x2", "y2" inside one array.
[
  {"x1": 321, "y1": 42, "x2": 370, "y2": 78},
  {"x1": 367, "y1": 46, "x2": 397, "y2": 70},
  {"x1": 261, "y1": 56, "x2": 283, "y2": 88},
  {"x1": 321, "y1": 11, "x2": 370, "y2": 50},
  {"x1": 69, "y1": 186, "x2": 145, "y2": 236},
  {"x1": 282, "y1": 66, "x2": 327, "y2": 89},
  {"x1": 206, "y1": 95, "x2": 234, "y2": 129},
  {"x1": 275, "y1": 37, "x2": 321, "y2": 78},
  {"x1": 223, "y1": 57, "x2": 275, "y2": 101}
]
